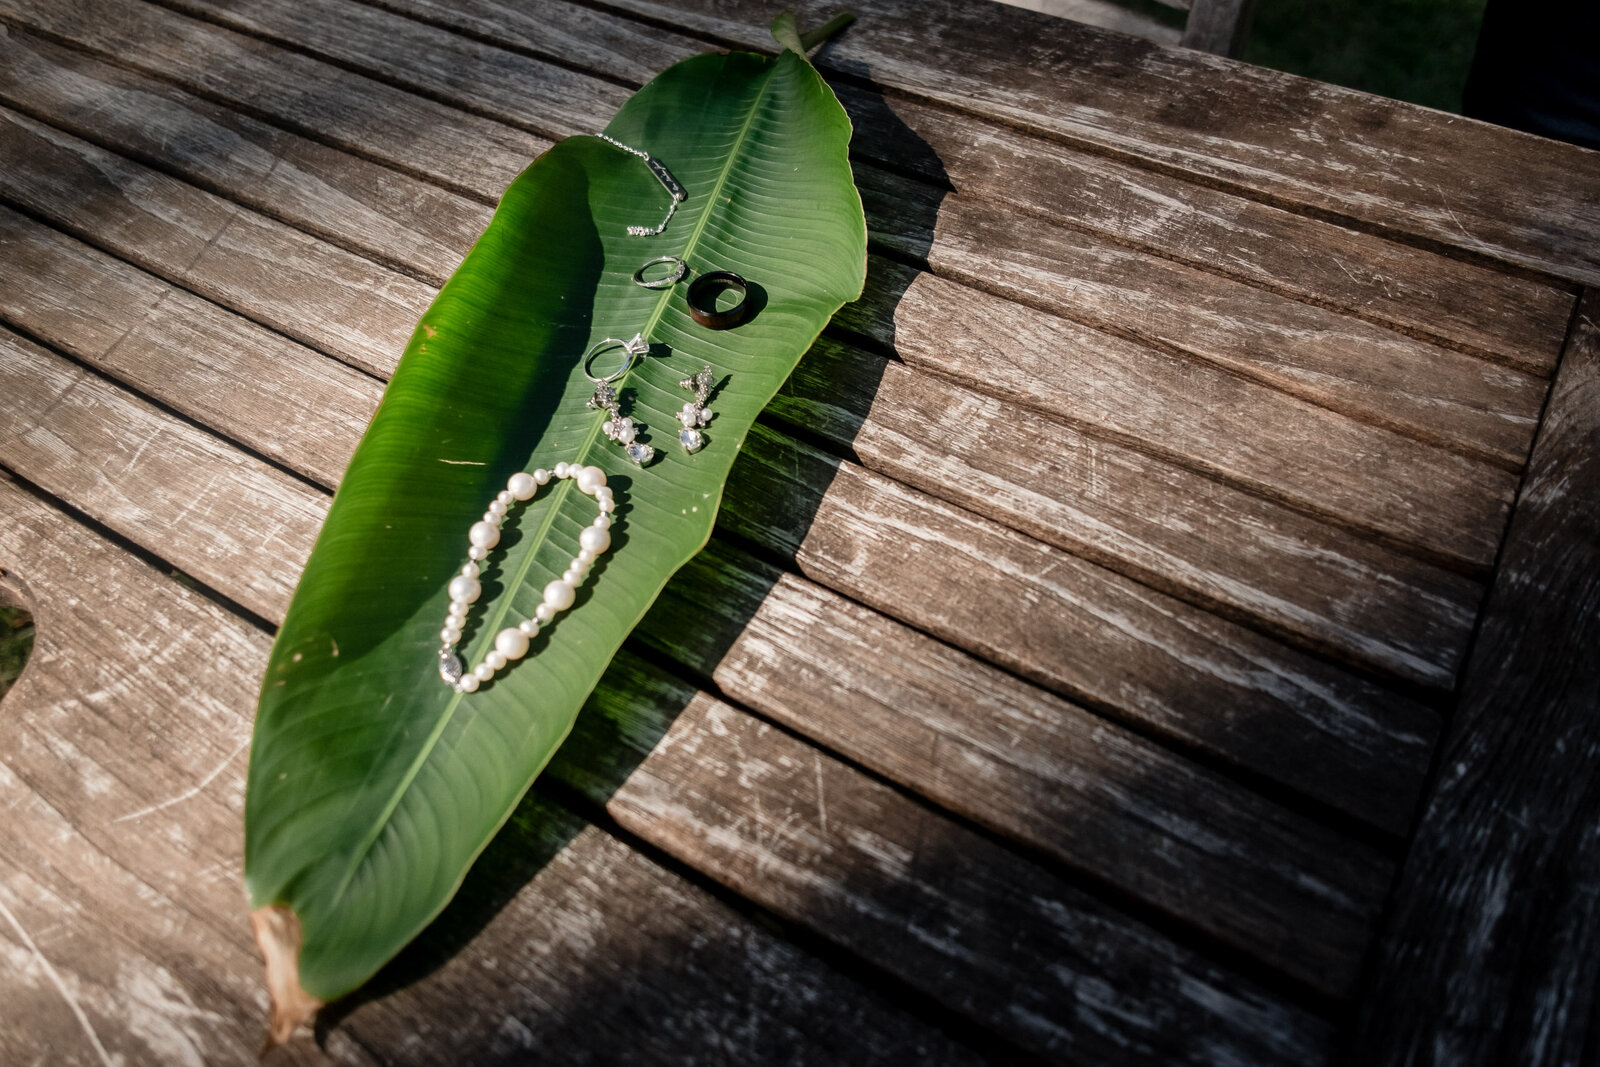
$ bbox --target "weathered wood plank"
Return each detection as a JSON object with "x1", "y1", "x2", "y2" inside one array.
[
  {"x1": 829, "y1": 81, "x2": 1573, "y2": 373},
  {"x1": 116, "y1": 0, "x2": 1551, "y2": 471},
  {"x1": 556, "y1": 653, "x2": 1338, "y2": 1064},
  {"x1": 841, "y1": 259, "x2": 1519, "y2": 569},
  {"x1": 0, "y1": 206, "x2": 372, "y2": 487},
  {"x1": 0, "y1": 327, "x2": 325, "y2": 621},
  {"x1": 0, "y1": 26, "x2": 486, "y2": 283},
  {"x1": 0, "y1": 106, "x2": 428, "y2": 378},
  {"x1": 599, "y1": 0, "x2": 1600, "y2": 286},
  {"x1": 723, "y1": 423, "x2": 1436, "y2": 833},
  {"x1": 0, "y1": 0, "x2": 545, "y2": 197},
  {"x1": 0, "y1": 477, "x2": 984, "y2": 1065},
  {"x1": 779, "y1": 338, "x2": 1482, "y2": 692},
  {"x1": 1350, "y1": 292, "x2": 1600, "y2": 1066},
  {"x1": 0, "y1": 285, "x2": 1396, "y2": 997},
  {"x1": 0, "y1": 33, "x2": 1490, "y2": 687},
  {"x1": 858, "y1": 164, "x2": 1549, "y2": 469}
]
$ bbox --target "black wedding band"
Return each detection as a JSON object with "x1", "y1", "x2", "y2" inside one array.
[{"x1": 687, "y1": 270, "x2": 750, "y2": 330}]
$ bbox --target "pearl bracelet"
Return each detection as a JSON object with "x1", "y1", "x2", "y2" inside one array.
[{"x1": 438, "y1": 461, "x2": 615, "y2": 693}]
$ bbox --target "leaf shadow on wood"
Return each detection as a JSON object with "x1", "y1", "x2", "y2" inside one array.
[{"x1": 310, "y1": 81, "x2": 951, "y2": 1059}]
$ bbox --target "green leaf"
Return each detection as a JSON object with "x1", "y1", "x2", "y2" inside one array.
[{"x1": 243, "y1": 44, "x2": 865, "y2": 1029}]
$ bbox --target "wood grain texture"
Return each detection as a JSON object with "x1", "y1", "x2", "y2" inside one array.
[
  {"x1": 0, "y1": 106, "x2": 428, "y2": 378},
  {"x1": 776, "y1": 338, "x2": 1482, "y2": 693},
  {"x1": 0, "y1": 31, "x2": 1491, "y2": 691},
  {"x1": 841, "y1": 259, "x2": 1518, "y2": 569},
  {"x1": 597, "y1": 0, "x2": 1600, "y2": 285},
  {"x1": 0, "y1": 330, "x2": 1351, "y2": 1052},
  {"x1": 858, "y1": 164, "x2": 1549, "y2": 470},
  {"x1": 0, "y1": 261, "x2": 1396, "y2": 999},
  {"x1": 558, "y1": 654, "x2": 1338, "y2": 1065},
  {"x1": 1350, "y1": 292, "x2": 1600, "y2": 1066},
  {"x1": 723, "y1": 422, "x2": 1436, "y2": 833},
  {"x1": 0, "y1": 477, "x2": 985, "y2": 1066}
]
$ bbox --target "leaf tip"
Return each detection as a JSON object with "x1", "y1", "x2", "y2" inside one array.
[{"x1": 251, "y1": 905, "x2": 323, "y2": 1054}]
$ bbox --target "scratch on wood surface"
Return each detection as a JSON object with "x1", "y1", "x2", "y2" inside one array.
[
  {"x1": 0, "y1": 895, "x2": 116, "y2": 1067},
  {"x1": 112, "y1": 737, "x2": 249, "y2": 824},
  {"x1": 813, "y1": 752, "x2": 828, "y2": 835}
]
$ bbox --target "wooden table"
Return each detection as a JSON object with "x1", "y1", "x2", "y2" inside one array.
[{"x1": 1, "y1": 1, "x2": 1596, "y2": 1063}]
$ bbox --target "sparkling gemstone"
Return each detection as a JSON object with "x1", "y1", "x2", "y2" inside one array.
[
  {"x1": 679, "y1": 428, "x2": 703, "y2": 452},
  {"x1": 438, "y1": 652, "x2": 463, "y2": 684},
  {"x1": 626, "y1": 442, "x2": 655, "y2": 465}
]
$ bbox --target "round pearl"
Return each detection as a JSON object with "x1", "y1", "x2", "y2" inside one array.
[
  {"x1": 508, "y1": 472, "x2": 536, "y2": 500},
  {"x1": 496, "y1": 490, "x2": 514, "y2": 506},
  {"x1": 440, "y1": 624, "x2": 462, "y2": 644},
  {"x1": 562, "y1": 567, "x2": 582, "y2": 586},
  {"x1": 576, "y1": 466, "x2": 606, "y2": 494},
  {"x1": 598, "y1": 498, "x2": 615, "y2": 514},
  {"x1": 535, "y1": 603, "x2": 556, "y2": 623},
  {"x1": 533, "y1": 468, "x2": 550, "y2": 485},
  {"x1": 579, "y1": 525, "x2": 611, "y2": 554},
  {"x1": 594, "y1": 514, "x2": 611, "y2": 530},
  {"x1": 461, "y1": 562, "x2": 479, "y2": 579},
  {"x1": 554, "y1": 462, "x2": 571, "y2": 479},
  {"x1": 518, "y1": 619, "x2": 539, "y2": 637},
  {"x1": 578, "y1": 547, "x2": 598, "y2": 565},
  {"x1": 447, "y1": 608, "x2": 467, "y2": 627},
  {"x1": 448, "y1": 575, "x2": 481, "y2": 603},
  {"x1": 543, "y1": 579, "x2": 576, "y2": 611},
  {"x1": 468, "y1": 545, "x2": 488, "y2": 561},
  {"x1": 495, "y1": 627, "x2": 530, "y2": 660},
  {"x1": 458, "y1": 674, "x2": 480, "y2": 693},
  {"x1": 474, "y1": 663, "x2": 494, "y2": 682},
  {"x1": 484, "y1": 650, "x2": 508, "y2": 671},
  {"x1": 487, "y1": 500, "x2": 507, "y2": 518},
  {"x1": 469, "y1": 521, "x2": 500, "y2": 550}
]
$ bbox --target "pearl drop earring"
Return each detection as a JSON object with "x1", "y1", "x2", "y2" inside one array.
[
  {"x1": 438, "y1": 463, "x2": 615, "y2": 692},
  {"x1": 676, "y1": 365, "x2": 715, "y2": 453}
]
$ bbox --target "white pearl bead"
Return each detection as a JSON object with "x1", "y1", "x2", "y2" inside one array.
[
  {"x1": 508, "y1": 472, "x2": 536, "y2": 500},
  {"x1": 554, "y1": 462, "x2": 571, "y2": 479},
  {"x1": 474, "y1": 663, "x2": 494, "y2": 682},
  {"x1": 485, "y1": 650, "x2": 508, "y2": 671},
  {"x1": 447, "y1": 575, "x2": 481, "y2": 603},
  {"x1": 487, "y1": 500, "x2": 507, "y2": 518},
  {"x1": 495, "y1": 627, "x2": 530, "y2": 660},
  {"x1": 576, "y1": 466, "x2": 606, "y2": 494},
  {"x1": 616, "y1": 424, "x2": 636, "y2": 444},
  {"x1": 579, "y1": 525, "x2": 611, "y2": 554},
  {"x1": 535, "y1": 603, "x2": 556, "y2": 623},
  {"x1": 458, "y1": 674, "x2": 480, "y2": 693},
  {"x1": 578, "y1": 547, "x2": 598, "y2": 565},
  {"x1": 447, "y1": 609, "x2": 467, "y2": 628},
  {"x1": 599, "y1": 498, "x2": 615, "y2": 514},
  {"x1": 468, "y1": 545, "x2": 487, "y2": 561},
  {"x1": 594, "y1": 514, "x2": 611, "y2": 530},
  {"x1": 469, "y1": 521, "x2": 500, "y2": 549},
  {"x1": 518, "y1": 619, "x2": 539, "y2": 637},
  {"x1": 496, "y1": 490, "x2": 514, "y2": 506},
  {"x1": 562, "y1": 567, "x2": 582, "y2": 586},
  {"x1": 440, "y1": 624, "x2": 462, "y2": 644},
  {"x1": 461, "y1": 562, "x2": 479, "y2": 579},
  {"x1": 533, "y1": 468, "x2": 550, "y2": 485},
  {"x1": 543, "y1": 579, "x2": 576, "y2": 611}
]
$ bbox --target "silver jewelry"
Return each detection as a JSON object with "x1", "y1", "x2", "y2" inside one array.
[
  {"x1": 438, "y1": 463, "x2": 616, "y2": 693},
  {"x1": 676, "y1": 365, "x2": 715, "y2": 453},
  {"x1": 599, "y1": 134, "x2": 687, "y2": 237},
  {"x1": 584, "y1": 334, "x2": 655, "y2": 465},
  {"x1": 632, "y1": 255, "x2": 688, "y2": 289}
]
